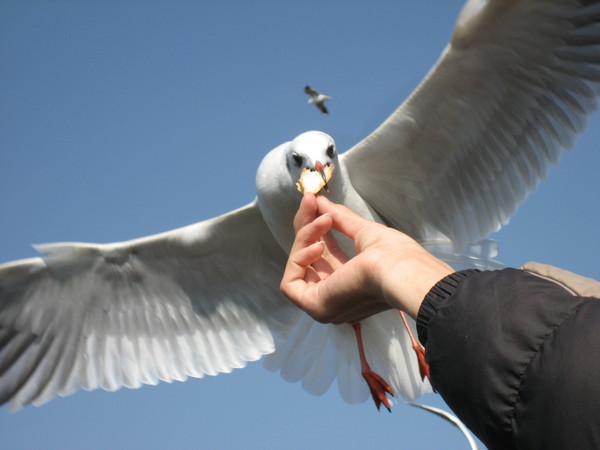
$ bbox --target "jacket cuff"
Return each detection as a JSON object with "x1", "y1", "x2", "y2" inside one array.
[{"x1": 417, "y1": 269, "x2": 481, "y2": 346}]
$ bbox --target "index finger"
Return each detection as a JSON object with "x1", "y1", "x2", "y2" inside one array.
[{"x1": 293, "y1": 194, "x2": 319, "y2": 233}]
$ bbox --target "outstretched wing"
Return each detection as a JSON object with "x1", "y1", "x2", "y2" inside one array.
[
  {"x1": 304, "y1": 85, "x2": 319, "y2": 97},
  {"x1": 0, "y1": 202, "x2": 292, "y2": 411},
  {"x1": 317, "y1": 103, "x2": 329, "y2": 115},
  {"x1": 343, "y1": 0, "x2": 600, "y2": 247}
]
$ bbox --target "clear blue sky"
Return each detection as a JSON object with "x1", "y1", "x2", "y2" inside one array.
[{"x1": 1, "y1": 1, "x2": 599, "y2": 449}]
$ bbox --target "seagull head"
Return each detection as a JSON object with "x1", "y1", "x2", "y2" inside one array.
[
  {"x1": 286, "y1": 131, "x2": 337, "y2": 193},
  {"x1": 255, "y1": 130, "x2": 341, "y2": 251}
]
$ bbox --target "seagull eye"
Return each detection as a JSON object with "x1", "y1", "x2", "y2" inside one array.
[
  {"x1": 326, "y1": 144, "x2": 335, "y2": 159},
  {"x1": 292, "y1": 153, "x2": 303, "y2": 167}
]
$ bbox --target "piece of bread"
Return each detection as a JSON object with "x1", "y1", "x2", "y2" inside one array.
[{"x1": 295, "y1": 165, "x2": 334, "y2": 194}]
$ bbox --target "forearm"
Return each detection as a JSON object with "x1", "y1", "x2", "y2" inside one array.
[{"x1": 416, "y1": 268, "x2": 600, "y2": 448}]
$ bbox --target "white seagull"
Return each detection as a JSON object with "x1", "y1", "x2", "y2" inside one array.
[
  {"x1": 304, "y1": 85, "x2": 331, "y2": 114},
  {"x1": 2, "y1": 0, "x2": 600, "y2": 413}
]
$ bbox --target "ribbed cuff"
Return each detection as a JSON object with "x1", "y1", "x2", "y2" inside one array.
[{"x1": 417, "y1": 269, "x2": 481, "y2": 346}]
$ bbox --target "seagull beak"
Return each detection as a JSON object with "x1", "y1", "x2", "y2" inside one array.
[{"x1": 314, "y1": 161, "x2": 330, "y2": 192}]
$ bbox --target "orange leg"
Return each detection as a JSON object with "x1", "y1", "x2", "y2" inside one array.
[
  {"x1": 399, "y1": 311, "x2": 430, "y2": 381},
  {"x1": 352, "y1": 322, "x2": 394, "y2": 412}
]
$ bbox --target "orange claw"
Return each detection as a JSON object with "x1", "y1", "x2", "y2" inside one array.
[
  {"x1": 362, "y1": 365, "x2": 394, "y2": 412},
  {"x1": 399, "y1": 311, "x2": 431, "y2": 381},
  {"x1": 352, "y1": 322, "x2": 394, "y2": 412}
]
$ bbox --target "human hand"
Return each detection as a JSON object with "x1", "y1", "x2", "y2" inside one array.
[{"x1": 280, "y1": 194, "x2": 454, "y2": 323}]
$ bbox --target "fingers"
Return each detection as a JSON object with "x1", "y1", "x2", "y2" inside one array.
[
  {"x1": 293, "y1": 210, "x2": 333, "y2": 251},
  {"x1": 280, "y1": 238, "x2": 322, "y2": 301},
  {"x1": 298, "y1": 194, "x2": 374, "y2": 245},
  {"x1": 321, "y1": 230, "x2": 349, "y2": 266},
  {"x1": 315, "y1": 196, "x2": 373, "y2": 240},
  {"x1": 293, "y1": 194, "x2": 318, "y2": 233},
  {"x1": 281, "y1": 208, "x2": 334, "y2": 306},
  {"x1": 282, "y1": 196, "x2": 397, "y2": 324}
]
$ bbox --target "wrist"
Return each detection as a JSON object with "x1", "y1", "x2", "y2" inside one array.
[{"x1": 378, "y1": 254, "x2": 454, "y2": 319}]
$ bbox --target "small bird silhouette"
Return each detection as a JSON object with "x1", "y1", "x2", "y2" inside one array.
[{"x1": 304, "y1": 85, "x2": 330, "y2": 114}]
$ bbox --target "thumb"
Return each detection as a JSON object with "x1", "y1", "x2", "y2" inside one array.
[{"x1": 316, "y1": 196, "x2": 376, "y2": 240}]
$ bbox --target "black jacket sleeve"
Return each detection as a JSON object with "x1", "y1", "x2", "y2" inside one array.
[{"x1": 416, "y1": 268, "x2": 600, "y2": 450}]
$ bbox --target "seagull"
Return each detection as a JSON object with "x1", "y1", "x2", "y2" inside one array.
[
  {"x1": 2, "y1": 0, "x2": 600, "y2": 413},
  {"x1": 304, "y1": 85, "x2": 330, "y2": 114}
]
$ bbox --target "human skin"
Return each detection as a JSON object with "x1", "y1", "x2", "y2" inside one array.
[{"x1": 280, "y1": 194, "x2": 454, "y2": 323}]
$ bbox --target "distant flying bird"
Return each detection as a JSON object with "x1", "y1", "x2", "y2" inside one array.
[
  {"x1": 304, "y1": 85, "x2": 330, "y2": 114},
  {"x1": 2, "y1": 0, "x2": 600, "y2": 413}
]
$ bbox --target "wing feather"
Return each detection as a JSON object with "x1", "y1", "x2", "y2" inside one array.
[
  {"x1": 264, "y1": 310, "x2": 433, "y2": 403},
  {"x1": 343, "y1": 0, "x2": 600, "y2": 247},
  {"x1": 0, "y1": 202, "x2": 293, "y2": 411}
]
